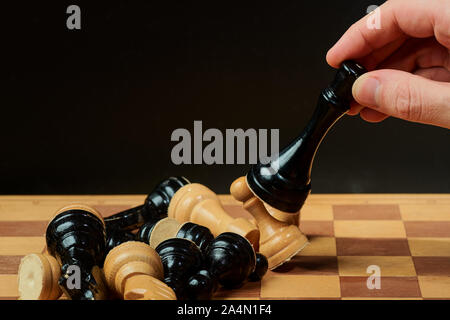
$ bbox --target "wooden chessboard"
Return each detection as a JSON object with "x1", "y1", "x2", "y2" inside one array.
[{"x1": 1, "y1": 194, "x2": 449, "y2": 300}]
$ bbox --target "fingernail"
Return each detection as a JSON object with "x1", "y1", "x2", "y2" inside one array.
[{"x1": 353, "y1": 75, "x2": 380, "y2": 107}]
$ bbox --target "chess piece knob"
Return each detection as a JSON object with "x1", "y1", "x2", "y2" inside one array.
[
  {"x1": 248, "y1": 253, "x2": 269, "y2": 282},
  {"x1": 230, "y1": 177, "x2": 309, "y2": 269},
  {"x1": 18, "y1": 253, "x2": 62, "y2": 300},
  {"x1": 168, "y1": 183, "x2": 260, "y2": 250},
  {"x1": 103, "y1": 241, "x2": 176, "y2": 300}
]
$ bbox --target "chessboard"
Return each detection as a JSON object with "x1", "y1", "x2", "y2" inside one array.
[{"x1": 1, "y1": 194, "x2": 449, "y2": 300}]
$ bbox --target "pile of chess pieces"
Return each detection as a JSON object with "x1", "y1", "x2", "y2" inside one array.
[
  {"x1": 17, "y1": 61, "x2": 365, "y2": 300},
  {"x1": 17, "y1": 176, "x2": 309, "y2": 300}
]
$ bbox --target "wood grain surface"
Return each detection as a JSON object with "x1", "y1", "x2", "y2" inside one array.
[{"x1": 1, "y1": 194, "x2": 449, "y2": 300}]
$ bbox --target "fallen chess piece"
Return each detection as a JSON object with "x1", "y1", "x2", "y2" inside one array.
[
  {"x1": 137, "y1": 217, "x2": 214, "y2": 253},
  {"x1": 45, "y1": 204, "x2": 108, "y2": 300},
  {"x1": 104, "y1": 176, "x2": 190, "y2": 231},
  {"x1": 156, "y1": 238, "x2": 204, "y2": 300},
  {"x1": 105, "y1": 228, "x2": 136, "y2": 256},
  {"x1": 230, "y1": 177, "x2": 309, "y2": 270},
  {"x1": 18, "y1": 253, "x2": 62, "y2": 300},
  {"x1": 168, "y1": 183, "x2": 260, "y2": 250},
  {"x1": 103, "y1": 241, "x2": 176, "y2": 300},
  {"x1": 155, "y1": 232, "x2": 265, "y2": 300}
]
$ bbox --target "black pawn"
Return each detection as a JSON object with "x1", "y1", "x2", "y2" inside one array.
[
  {"x1": 248, "y1": 253, "x2": 268, "y2": 282},
  {"x1": 46, "y1": 208, "x2": 106, "y2": 300},
  {"x1": 175, "y1": 222, "x2": 214, "y2": 253},
  {"x1": 137, "y1": 220, "x2": 214, "y2": 254},
  {"x1": 136, "y1": 220, "x2": 158, "y2": 243},
  {"x1": 204, "y1": 232, "x2": 256, "y2": 289},
  {"x1": 104, "y1": 176, "x2": 190, "y2": 231},
  {"x1": 156, "y1": 238, "x2": 203, "y2": 300}
]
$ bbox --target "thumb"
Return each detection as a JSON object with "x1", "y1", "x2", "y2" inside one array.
[{"x1": 352, "y1": 69, "x2": 450, "y2": 129}]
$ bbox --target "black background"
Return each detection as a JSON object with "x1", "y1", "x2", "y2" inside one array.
[{"x1": 1, "y1": 0, "x2": 449, "y2": 195}]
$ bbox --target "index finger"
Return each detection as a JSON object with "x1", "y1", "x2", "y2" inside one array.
[{"x1": 326, "y1": 0, "x2": 450, "y2": 68}]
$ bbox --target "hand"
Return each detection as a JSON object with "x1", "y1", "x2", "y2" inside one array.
[{"x1": 327, "y1": 0, "x2": 450, "y2": 129}]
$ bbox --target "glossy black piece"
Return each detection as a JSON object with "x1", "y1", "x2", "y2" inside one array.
[
  {"x1": 246, "y1": 61, "x2": 367, "y2": 212},
  {"x1": 46, "y1": 209, "x2": 106, "y2": 300},
  {"x1": 104, "y1": 176, "x2": 190, "y2": 231},
  {"x1": 204, "y1": 232, "x2": 256, "y2": 289},
  {"x1": 176, "y1": 222, "x2": 214, "y2": 253},
  {"x1": 248, "y1": 253, "x2": 268, "y2": 282},
  {"x1": 156, "y1": 238, "x2": 203, "y2": 300},
  {"x1": 105, "y1": 228, "x2": 135, "y2": 255},
  {"x1": 136, "y1": 220, "x2": 158, "y2": 243},
  {"x1": 186, "y1": 269, "x2": 218, "y2": 300}
]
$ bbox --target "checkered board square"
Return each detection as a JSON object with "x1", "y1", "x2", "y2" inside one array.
[{"x1": 1, "y1": 194, "x2": 449, "y2": 300}]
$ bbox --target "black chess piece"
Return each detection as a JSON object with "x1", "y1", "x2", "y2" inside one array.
[
  {"x1": 246, "y1": 61, "x2": 367, "y2": 212},
  {"x1": 157, "y1": 233, "x2": 259, "y2": 300},
  {"x1": 156, "y1": 238, "x2": 203, "y2": 300},
  {"x1": 204, "y1": 232, "x2": 256, "y2": 289},
  {"x1": 105, "y1": 228, "x2": 135, "y2": 256},
  {"x1": 137, "y1": 219, "x2": 214, "y2": 253},
  {"x1": 104, "y1": 176, "x2": 190, "y2": 231},
  {"x1": 45, "y1": 205, "x2": 107, "y2": 300}
]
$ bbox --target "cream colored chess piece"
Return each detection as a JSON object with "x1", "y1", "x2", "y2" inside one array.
[
  {"x1": 168, "y1": 183, "x2": 260, "y2": 250},
  {"x1": 18, "y1": 253, "x2": 62, "y2": 300},
  {"x1": 103, "y1": 241, "x2": 176, "y2": 300},
  {"x1": 230, "y1": 176, "x2": 309, "y2": 270}
]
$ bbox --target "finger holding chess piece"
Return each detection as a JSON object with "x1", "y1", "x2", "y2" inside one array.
[
  {"x1": 18, "y1": 253, "x2": 62, "y2": 300},
  {"x1": 104, "y1": 176, "x2": 190, "y2": 232},
  {"x1": 45, "y1": 204, "x2": 108, "y2": 300},
  {"x1": 137, "y1": 217, "x2": 214, "y2": 253},
  {"x1": 168, "y1": 183, "x2": 260, "y2": 250},
  {"x1": 230, "y1": 177, "x2": 309, "y2": 270},
  {"x1": 103, "y1": 241, "x2": 176, "y2": 300}
]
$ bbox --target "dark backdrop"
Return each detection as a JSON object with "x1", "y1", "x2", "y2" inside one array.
[{"x1": 1, "y1": 1, "x2": 449, "y2": 195}]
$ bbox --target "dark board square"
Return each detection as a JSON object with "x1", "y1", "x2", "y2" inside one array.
[
  {"x1": 0, "y1": 256, "x2": 23, "y2": 274},
  {"x1": 405, "y1": 222, "x2": 450, "y2": 237},
  {"x1": 0, "y1": 221, "x2": 47, "y2": 237},
  {"x1": 413, "y1": 257, "x2": 450, "y2": 276},
  {"x1": 340, "y1": 276, "x2": 421, "y2": 298},
  {"x1": 336, "y1": 238, "x2": 411, "y2": 256}
]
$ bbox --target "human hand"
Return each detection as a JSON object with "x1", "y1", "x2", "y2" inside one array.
[{"x1": 327, "y1": 0, "x2": 450, "y2": 129}]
